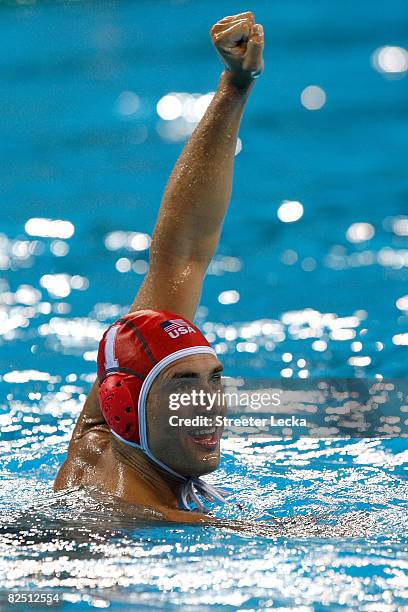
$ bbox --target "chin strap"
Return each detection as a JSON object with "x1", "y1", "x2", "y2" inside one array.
[
  {"x1": 180, "y1": 477, "x2": 229, "y2": 513},
  {"x1": 111, "y1": 430, "x2": 228, "y2": 513},
  {"x1": 142, "y1": 444, "x2": 229, "y2": 513},
  {"x1": 143, "y1": 448, "x2": 229, "y2": 513}
]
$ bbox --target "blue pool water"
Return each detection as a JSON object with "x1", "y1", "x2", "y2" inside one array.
[{"x1": 1, "y1": 0, "x2": 407, "y2": 609}]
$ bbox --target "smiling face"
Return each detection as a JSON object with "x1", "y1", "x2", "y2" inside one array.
[{"x1": 145, "y1": 354, "x2": 226, "y2": 477}]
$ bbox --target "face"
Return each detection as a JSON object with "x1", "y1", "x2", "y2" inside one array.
[{"x1": 145, "y1": 354, "x2": 226, "y2": 477}]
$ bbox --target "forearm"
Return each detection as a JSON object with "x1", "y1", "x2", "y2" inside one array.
[{"x1": 150, "y1": 71, "x2": 254, "y2": 268}]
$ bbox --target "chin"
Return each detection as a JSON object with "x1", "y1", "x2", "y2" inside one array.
[
  {"x1": 194, "y1": 460, "x2": 219, "y2": 477},
  {"x1": 164, "y1": 452, "x2": 220, "y2": 477},
  {"x1": 180, "y1": 452, "x2": 220, "y2": 477}
]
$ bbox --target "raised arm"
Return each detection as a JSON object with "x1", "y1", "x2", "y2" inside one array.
[
  {"x1": 67, "y1": 12, "x2": 264, "y2": 445},
  {"x1": 132, "y1": 11, "x2": 264, "y2": 320}
]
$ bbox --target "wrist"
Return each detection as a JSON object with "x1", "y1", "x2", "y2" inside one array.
[{"x1": 219, "y1": 70, "x2": 255, "y2": 99}]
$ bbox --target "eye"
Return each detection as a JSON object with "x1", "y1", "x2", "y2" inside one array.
[
  {"x1": 211, "y1": 372, "x2": 222, "y2": 383},
  {"x1": 175, "y1": 378, "x2": 194, "y2": 390}
]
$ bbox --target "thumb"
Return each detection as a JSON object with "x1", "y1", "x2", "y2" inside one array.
[{"x1": 243, "y1": 24, "x2": 264, "y2": 74}]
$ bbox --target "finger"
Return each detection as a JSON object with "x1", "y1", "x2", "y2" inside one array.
[
  {"x1": 248, "y1": 23, "x2": 264, "y2": 47},
  {"x1": 243, "y1": 23, "x2": 264, "y2": 73},
  {"x1": 217, "y1": 11, "x2": 254, "y2": 25},
  {"x1": 211, "y1": 13, "x2": 254, "y2": 36},
  {"x1": 214, "y1": 20, "x2": 251, "y2": 49}
]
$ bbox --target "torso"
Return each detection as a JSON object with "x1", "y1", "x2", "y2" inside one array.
[{"x1": 54, "y1": 431, "x2": 205, "y2": 523}]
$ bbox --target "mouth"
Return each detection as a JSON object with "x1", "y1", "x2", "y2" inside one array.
[{"x1": 188, "y1": 427, "x2": 219, "y2": 450}]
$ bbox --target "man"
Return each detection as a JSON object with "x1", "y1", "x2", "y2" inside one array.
[{"x1": 54, "y1": 12, "x2": 265, "y2": 523}]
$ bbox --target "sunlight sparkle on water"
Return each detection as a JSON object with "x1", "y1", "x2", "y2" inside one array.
[
  {"x1": 393, "y1": 217, "x2": 408, "y2": 236},
  {"x1": 348, "y1": 356, "x2": 371, "y2": 367},
  {"x1": 3, "y1": 370, "x2": 56, "y2": 383},
  {"x1": 25, "y1": 218, "x2": 74, "y2": 239},
  {"x1": 15, "y1": 285, "x2": 41, "y2": 305},
  {"x1": 277, "y1": 200, "x2": 304, "y2": 223},
  {"x1": 157, "y1": 92, "x2": 214, "y2": 122},
  {"x1": 372, "y1": 46, "x2": 408, "y2": 75},
  {"x1": 312, "y1": 340, "x2": 327, "y2": 352},
  {"x1": 50, "y1": 240, "x2": 69, "y2": 257},
  {"x1": 156, "y1": 94, "x2": 183, "y2": 120},
  {"x1": 351, "y1": 341, "x2": 363, "y2": 352},
  {"x1": 280, "y1": 368, "x2": 293, "y2": 378},
  {"x1": 117, "y1": 91, "x2": 140, "y2": 117},
  {"x1": 40, "y1": 275, "x2": 71, "y2": 299},
  {"x1": 208, "y1": 255, "x2": 242, "y2": 275},
  {"x1": 396, "y1": 296, "x2": 408, "y2": 311},
  {"x1": 346, "y1": 223, "x2": 375, "y2": 243},
  {"x1": 133, "y1": 260, "x2": 149, "y2": 274},
  {"x1": 116, "y1": 258, "x2": 132, "y2": 273},
  {"x1": 281, "y1": 249, "x2": 298, "y2": 265},
  {"x1": 104, "y1": 231, "x2": 151, "y2": 251},
  {"x1": 218, "y1": 290, "x2": 240, "y2": 305},
  {"x1": 39, "y1": 274, "x2": 88, "y2": 299},
  {"x1": 300, "y1": 85, "x2": 326, "y2": 110},
  {"x1": 392, "y1": 333, "x2": 408, "y2": 346},
  {"x1": 156, "y1": 92, "x2": 216, "y2": 142},
  {"x1": 236, "y1": 342, "x2": 258, "y2": 353}
]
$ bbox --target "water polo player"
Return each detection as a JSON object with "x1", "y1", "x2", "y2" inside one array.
[{"x1": 54, "y1": 12, "x2": 265, "y2": 522}]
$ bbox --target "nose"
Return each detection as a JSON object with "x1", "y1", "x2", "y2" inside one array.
[{"x1": 192, "y1": 385, "x2": 226, "y2": 416}]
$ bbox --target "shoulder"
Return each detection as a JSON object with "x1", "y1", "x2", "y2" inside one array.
[{"x1": 54, "y1": 428, "x2": 111, "y2": 491}]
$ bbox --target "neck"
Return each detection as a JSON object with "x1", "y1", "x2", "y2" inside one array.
[{"x1": 111, "y1": 436, "x2": 182, "y2": 509}]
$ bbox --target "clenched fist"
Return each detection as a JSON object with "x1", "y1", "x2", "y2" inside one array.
[{"x1": 211, "y1": 12, "x2": 264, "y2": 88}]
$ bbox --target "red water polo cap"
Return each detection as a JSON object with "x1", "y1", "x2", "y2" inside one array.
[{"x1": 97, "y1": 309, "x2": 216, "y2": 451}]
